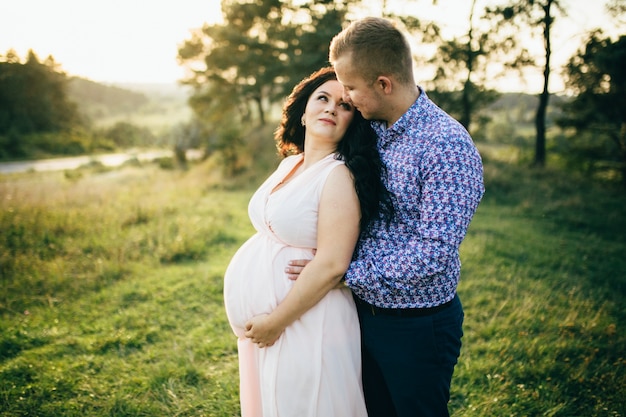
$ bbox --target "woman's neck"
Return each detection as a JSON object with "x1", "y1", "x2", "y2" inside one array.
[{"x1": 302, "y1": 143, "x2": 336, "y2": 169}]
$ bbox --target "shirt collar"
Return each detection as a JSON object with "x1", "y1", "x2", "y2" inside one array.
[{"x1": 372, "y1": 86, "x2": 426, "y2": 140}]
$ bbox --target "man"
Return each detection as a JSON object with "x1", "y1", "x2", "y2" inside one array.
[{"x1": 287, "y1": 17, "x2": 485, "y2": 417}]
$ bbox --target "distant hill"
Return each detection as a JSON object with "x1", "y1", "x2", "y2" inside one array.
[
  {"x1": 66, "y1": 78, "x2": 570, "y2": 135},
  {"x1": 113, "y1": 82, "x2": 192, "y2": 101},
  {"x1": 487, "y1": 92, "x2": 568, "y2": 111},
  {"x1": 486, "y1": 92, "x2": 569, "y2": 124},
  {"x1": 68, "y1": 77, "x2": 149, "y2": 119},
  {"x1": 67, "y1": 78, "x2": 192, "y2": 132}
]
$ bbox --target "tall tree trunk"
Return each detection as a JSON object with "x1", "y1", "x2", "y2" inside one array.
[
  {"x1": 461, "y1": 82, "x2": 472, "y2": 130},
  {"x1": 254, "y1": 96, "x2": 266, "y2": 126},
  {"x1": 535, "y1": 86, "x2": 548, "y2": 166},
  {"x1": 460, "y1": 0, "x2": 478, "y2": 130},
  {"x1": 617, "y1": 122, "x2": 626, "y2": 187},
  {"x1": 534, "y1": 0, "x2": 553, "y2": 167}
]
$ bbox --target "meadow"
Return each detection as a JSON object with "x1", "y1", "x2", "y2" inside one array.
[{"x1": 0, "y1": 143, "x2": 624, "y2": 416}]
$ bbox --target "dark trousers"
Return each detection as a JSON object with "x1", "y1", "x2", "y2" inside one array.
[{"x1": 355, "y1": 295, "x2": 463, "y2": 417}]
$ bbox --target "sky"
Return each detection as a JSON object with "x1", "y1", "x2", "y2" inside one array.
[
  {"x1": 0, "y1": 0, "x2": 222, "y2": 84},
  {"x1": 0, "y1": 0, "x2": 620, "y2": 91}
]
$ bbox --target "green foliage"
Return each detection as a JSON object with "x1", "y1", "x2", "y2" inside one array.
[
  {"x1": 214, "y1": 122, "x2": 279, "y2": 180},
  {"x1": 484, "y1": 0, "x2": 567, "y2": 166},
  {"x1": 0, "y1": 127, "x2": 119, "y2": 161},
  {"x1": 0, "y1": 49, "x2": 192, "y2": 161},
  {"x1": 428, "y1": 87, "x2": 500, "y2": 135},
  {"x1": 178, "y1": 0, "x2": 347, "y2": 127},
  {"x1": 177, "y1": 0, "x2": 349, "y2": 176},
  {"x1": 0, "y1": 130, "x2": 25, "y2": 159},
  {"x1": 423, "y1": 0, "x2": 504, "y2": 131},
  {"x1": 559, "y1": 32, "x2": 626, "y2": 184},
  {"x1": 0, "y1": 51, "x2": 142, "y2": 160},
  {"x1": 98, "y1": 122, "x2": 157, "y2": 148},
  {"x1": 0, "y1": 50, "x2": 82, "y2": 136},
  {"x1": 0, "y1": 143, "x2": 624, "y2": 416}
]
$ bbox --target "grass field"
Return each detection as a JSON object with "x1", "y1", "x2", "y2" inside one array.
[{"x1": 1, "y1": 144, "x2": 624, "y2": 416}]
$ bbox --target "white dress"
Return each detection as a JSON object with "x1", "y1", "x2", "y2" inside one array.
[{"x1": 224, "y1": 153, "x2": 367, "y2": 417}]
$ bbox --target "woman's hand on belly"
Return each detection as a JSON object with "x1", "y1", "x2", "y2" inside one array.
[{"x1": 244, "y1": 314, "x2": 283, "y2": 348}]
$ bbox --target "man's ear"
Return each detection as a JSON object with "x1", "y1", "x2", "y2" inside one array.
[{"x1": 376, "y1": 76, "x2": 393, "y2": 94}]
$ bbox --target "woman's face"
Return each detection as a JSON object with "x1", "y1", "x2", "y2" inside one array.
[{"x1": 302, "y1": 80, "x2": 355, "y2": 147}]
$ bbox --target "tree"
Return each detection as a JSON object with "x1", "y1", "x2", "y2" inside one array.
[
  {"x1": 606, "y1": 0, "x2": 626, "y2": 24},
  {"x1": 0, "y1": 50, "x2": 80, "y2": 136},
  {"x1": 424, "y1": 0, "x2": 503, "y2": 132},
  {"x1": 558, "y1": 32, "x2": 626, "y2": 185},
  {"x1": 0, "y1": 50, "x2": 84, "y2": 157},
  {"x1": 178, "y1": 0, "x2": 347, "y2": 128},
  {"x1": 100, "y1": 122, "x2": 156, "y2": 148},
  {"x1": 486, "y1": 0, "x2": 565, "y2": 167},
  {"x1": 178, "y1": 0, "x2": 283, "y2": 126},
  {"x1": 177, "y1": 0, "x2": 350, "y2": 174}
]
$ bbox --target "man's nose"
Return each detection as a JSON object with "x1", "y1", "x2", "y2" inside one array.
[{"x1": 342, "y1": 89, "x2": 352, "y2": 104}]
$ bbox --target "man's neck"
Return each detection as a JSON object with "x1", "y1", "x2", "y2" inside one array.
[{"x1": 386, "y1": 84, "x2": 420, "y2": 127}]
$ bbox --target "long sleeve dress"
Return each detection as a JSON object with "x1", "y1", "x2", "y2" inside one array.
[{"x1": 224, "y1": 153, "x2": 367, "y2": 417}]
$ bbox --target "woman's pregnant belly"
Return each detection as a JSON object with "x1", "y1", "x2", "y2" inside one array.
[{"x1": 223, "y1": 233, "x2": 313, "y2": 338}]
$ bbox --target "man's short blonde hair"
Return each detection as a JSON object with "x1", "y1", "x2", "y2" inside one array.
[{"x1": 329, "y1": 17, "x2": 414, "y2": 85}]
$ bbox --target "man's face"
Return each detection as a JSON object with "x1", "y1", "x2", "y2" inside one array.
[{"x1": 333, "y1": 55, "x2": 384, "y2": 121}]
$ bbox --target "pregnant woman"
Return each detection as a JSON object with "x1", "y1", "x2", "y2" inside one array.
[{"x1": 223, "y1": 66, "x2": 391, "y2": 417}]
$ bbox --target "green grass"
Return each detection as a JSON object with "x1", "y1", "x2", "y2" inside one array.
[
  {"x1": 0, "y1": 159, "x2": 252, "y2": 416},
  {"x1": 1, "y1": 145, "x2": 625, "y2": 416},
  {"x1": 451, "y1": 149, "x2": 625, "y2": 416}
]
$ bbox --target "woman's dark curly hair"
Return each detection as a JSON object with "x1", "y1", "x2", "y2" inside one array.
[{"x1": 274, "y1": 67, "x2": 393, "y2": 230}]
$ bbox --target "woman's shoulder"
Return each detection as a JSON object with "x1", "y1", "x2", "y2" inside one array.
[
  {"x1": 325, "y1": 162, "x2": 352, "y2": 187},
  {"x1": 323, "y1": 152, "x2": 346, "y2": 165},
  {"x1": 317, "y1": 153, "x2": 346, "y2": 175}
]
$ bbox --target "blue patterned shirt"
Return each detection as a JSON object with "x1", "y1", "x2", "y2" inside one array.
[{"x1": 345, "y1": 88, "x2": 485, "y2": 308}]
